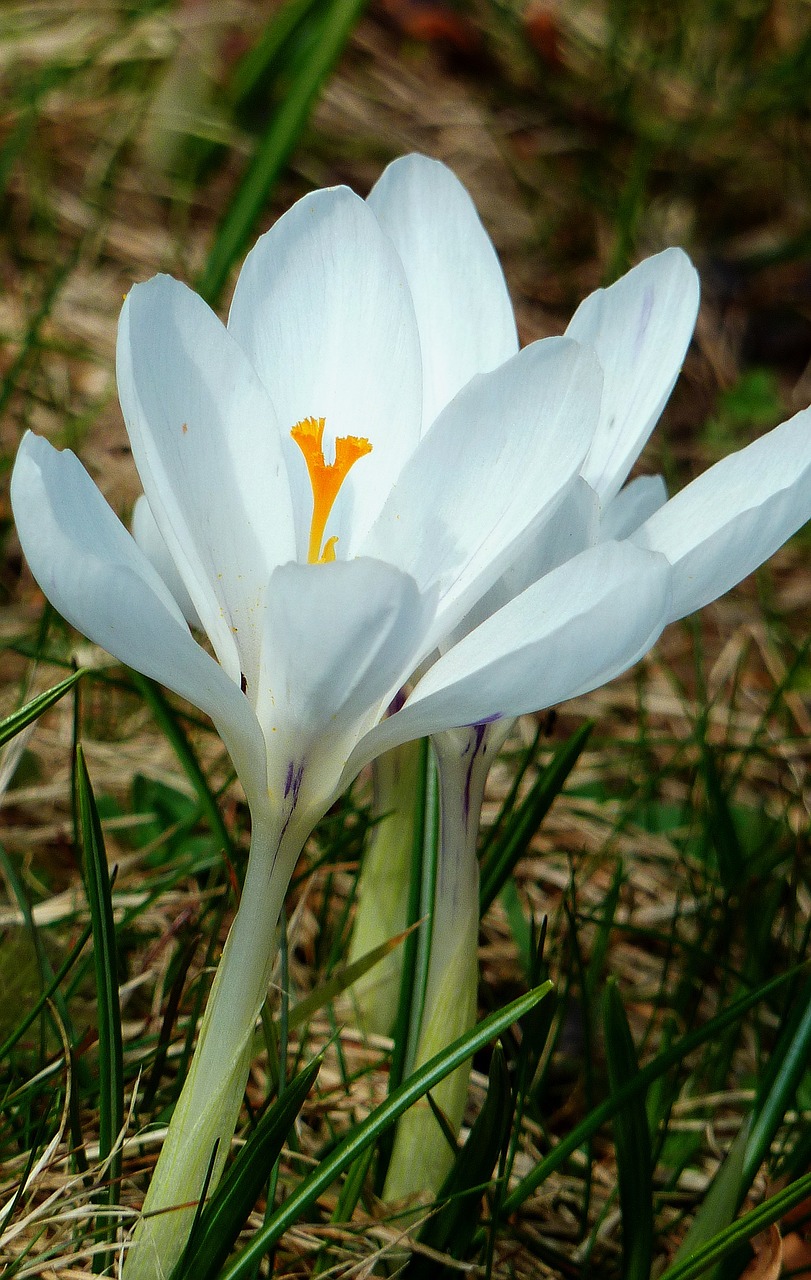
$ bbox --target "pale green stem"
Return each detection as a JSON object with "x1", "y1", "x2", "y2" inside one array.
[
  {"x1": 382, "y1": 726, "x2": 496, "y2": 1205},
  {"x1": 346, "y1": 738, "x2": 422, "y2": 1036},
  {"x1": 123, "y1": 804, "x2": 308, "y2": 1280}
]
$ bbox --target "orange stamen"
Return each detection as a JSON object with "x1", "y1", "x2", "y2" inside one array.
[{"x1": 290, "y1": 417, "x2": 372, "y2": 563}]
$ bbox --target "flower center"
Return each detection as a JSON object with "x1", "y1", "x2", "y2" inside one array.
[{"x1": 290, "y1": 417, "x2": 372, "y2": 564}]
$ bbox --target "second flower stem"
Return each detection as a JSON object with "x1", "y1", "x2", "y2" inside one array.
[{"x1": 382, "y1": 726, "x2": 495, "y2": 1204}]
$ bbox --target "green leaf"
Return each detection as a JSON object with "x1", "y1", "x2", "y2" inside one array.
[
  {"x1": 285, "y1": 923, "x2": 418, "y2": 1033},
  {"x1": 0, "y1": 669, "x2": 83, "y2": 750},
  {"x1": 131, "y1": 675, "x2": 233, "y2": 860},
  {"x1": 700, "y1": 741, "x2": 745, "y2": 891},
  {"x1": 168, "y1": 1055, "x2": 323, "y2": 1280},
  {"x1": 657, "y1": 1169, "x2": 811, "y2": 1280},
  {"x1": 742, "y1": 971, "x2": 811, "y2": 1191},
  {"x1": 75, "y1": 746, "x2": 124, "y2": 1225},
  {"x1": 220, "y1": 983, "x2": 553, "y2": 1279},
  {"x1": 603, "y1": 978, "x2": 653, "y2": 1280},
  {"x1": 672, "y1": 1116, "x2": 751, "y2": 1276},
  {"x1": 408, "y1": 1046, "x2": 512, "y2": 1274},
  {"x1": 226, "y1": 0, "x2": 321, "y2": 107},
  {"x1": 501, "y1": 963, "x2": 805, "y2": 1216},
  {"x1": 196, "y1": 0, "x2": 368, "y2": 305},
  {"x1": 479, "y1": 722, "x2": 592, "y2": 915},
  {"x1": 0, "y1": 921, "x2": 92, "y2": 1063}
]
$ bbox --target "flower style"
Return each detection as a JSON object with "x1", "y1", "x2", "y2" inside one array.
[{"x1": 10, "y1": 154, "x2": 811, "y2": 1270}]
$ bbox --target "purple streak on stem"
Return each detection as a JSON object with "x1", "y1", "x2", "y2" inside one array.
[
  {"x1": 463, "y1": 723, "x2": 489, "y2": 824},
  {"x1": 283, "y1": 760, "x2": 295, "y2": 798}
]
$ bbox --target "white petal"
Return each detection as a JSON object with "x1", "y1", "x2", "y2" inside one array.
[
  {"x1": 441, "y1": 477, "x2": 600, "y2": 648},
  {"x1": 367, "y1": 154, "x2": 518, "y2": 428},
  {"x1": 498, "y1": 476, "x2": 600, "y2": 604},
  {"x1": 361, "y1": 338, "x2": 601, "y2": 645},
  {"x1": 345, "y1": 540, "x2": 672, "y2": 773},
  {"x1": 228, "y1": 187, "x2": 423, "y2": 551},
  {"x1": 132, "y1": 495, "x2": 200, "y2": 628},
  {"x1": 631, "y1": 406, "x2": 811, "y2": 621},
  {"x1": 11, "y1": 434, "x2": 267, "y2": 806},
  {"x1": 599, "y1": 474, "x2": 667, "y2": 541},
  {"x1": 117, "y1": 275, "x2": 295, "y2": 691},
  {"x1": 569, "y1": 248, "x2": 699, "y2": 502},
  {"x1": 255, "y1": 558, "x2": 434, "y2": 811}
]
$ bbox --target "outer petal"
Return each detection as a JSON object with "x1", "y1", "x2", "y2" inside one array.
[
  {"x1": 360, "y1": 338, "x2": 601, "y2": 645},
  {"x1": 631, "y1": 406, "x2": 811, "y2": 622},
  {"x1": 569, "y1": 248, "x2": 699, "y2": 502},
  {"x1": 344, "y1": 540, "x2": 672, "y2": 775},
  {"x1": 256, "y1": 558, "x2": 434, "y2": 813},
  {"x1": 228, "y1": 187, "x2": 423, "y2": 551},
  {"x1": 367, "y1": 154, "x2": 518, "y2": 429},
  {"x1": 117, "y1": 275, "x2": 295, "y2": 690},
  {"x1": 599, "y1": 474, "x2": 668, "y2": 541},
  {"x1": 11, "y1": 434, "x2": 267, "y2": 806},
  {"x1": 132, "y1": 495, "x2": 200, "y2": 627}
]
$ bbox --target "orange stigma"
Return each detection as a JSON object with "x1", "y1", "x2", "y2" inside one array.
[{"x1": 290, "y1": 417, "x2": 372, "y2": 563}]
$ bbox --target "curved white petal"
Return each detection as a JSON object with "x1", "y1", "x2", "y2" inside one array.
[
  {"x1": 367, "y1": 154, "x2": 518, "y2": 429},
  {"x1": 11, "y1": 434, "x2": 267, "y2": 806},
  {"x1": 117, "y1": 275, "x2": 295, "y2": 690},
  {"x1": 631, "y1": 405, "x2": 811, "y2": 622},
  {"x1": 569, "y1": 248, "x2": 699, "y2": 502},
  {"x1": 599, "y1": 474, "x2": 668, "y2": 541},
  {"x1": 442, "y1": 476, "x2": 600, "y2": 648},
  {"x1": 498, "y1": 476, "x2": 600, "y2": 606},
  {"x1": 256, "y1": 558, "x2": 434, "y2": 812},
  {"x1": 228, "y1": 186, "x2": 423, "y2": 551},
  {"x1": 132, "y1": 495, "x2": 201, "y2": 628},
  {"x1": 345, "y1": 540, "x2": 672, "y2": 775},
  {"x1": 361, "y1": 338, "x2": 601, "y2": 645}
]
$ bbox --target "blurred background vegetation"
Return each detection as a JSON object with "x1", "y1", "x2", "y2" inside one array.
[{"x1": 0, "y1": 1, "x2": 810, "y2": 1277}]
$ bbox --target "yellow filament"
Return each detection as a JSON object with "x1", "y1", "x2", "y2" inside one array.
[{"x1": 290, "y1": 417, "x2": 372, "y2": 563}]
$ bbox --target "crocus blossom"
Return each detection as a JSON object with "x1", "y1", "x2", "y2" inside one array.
[{"x1": 10, "y1": 154, "x2": 811, "y2": 1269}]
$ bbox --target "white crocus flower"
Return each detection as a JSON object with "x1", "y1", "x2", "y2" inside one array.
[
  {"x1": 9, "y1": 154, "x2": 811, "y2": 1265},
  {"x1": 9, "y1": 160, "x2": 661, "y2": 1280}
]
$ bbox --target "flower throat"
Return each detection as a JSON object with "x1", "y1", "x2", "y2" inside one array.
[{"x1": 291, "y1": 417, "x2": 372, "y2": 564}]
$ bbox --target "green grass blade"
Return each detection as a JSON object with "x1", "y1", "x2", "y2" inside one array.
[
  {"x1": 131, "y1": 674, "x2": 233, "y2": 860},
  {"x1": 671, "y1": 1115, "x2": 751, "y2": 1274},
  {"x1": 196, "y1": 0, "x2": 368, "y2": 305},
  {"x1": 74, "y1": 746, "x2": 124, "y2": 1219},
  {"x1": 700, "y1": 741, "x2": 745, "y2": 891},
  {"x1": 0, "y1": 922, "x2": 92, "y2": 1063},
  {"x1": 220, "y1": 983, "x2": 553, "y2": 1279},
  {"x1": 657, "y1": 1168, "x2": 811, "y2": 1280},
  {"x1": 742, "y1": 971, "x2": 811, "y2": 1191},
  {"x1": 0, "y1": 844, "x2": 74, "y2": 1067},
  {"x1": 226, "y1": 0, "x2": 321, "y2": 106},
  {"x1": 286, "y1": 924, "x2": 417, "y2": 1031},
  {"x1": 0, "y1": 670, "x2": 84, "y2": 749},
  {"x1": 408, "y1": 1046, "x2": 512, "y2": 1272},
  {"x1": 603, "y1": 978, "x2": 653, "y2": 1280},
  {"x1": 478, "y1": 722, "x2": 545, "y2": 862},
  {"x1": 479, "y1": 722, "x2": 593, "y2": 915},
  {"x1": 501, "y1": 963, "x2": 805, "y2": 1216},
  {"x1": 168, "y1": 1054, "x2": 323, "y2": 1280}
]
